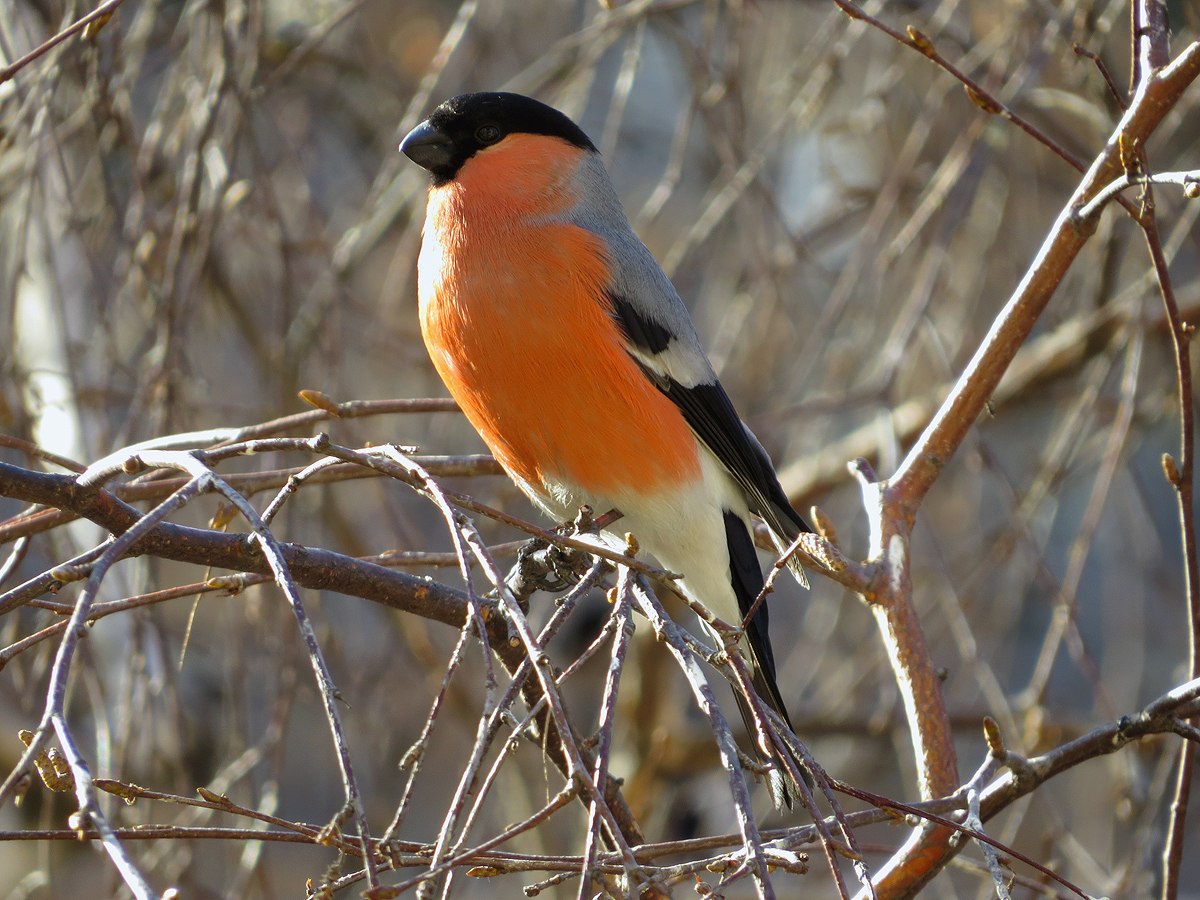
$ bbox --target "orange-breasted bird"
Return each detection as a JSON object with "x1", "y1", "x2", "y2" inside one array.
[{"x1": 401, "y1": 92, "x2": 812, "y2": 807}]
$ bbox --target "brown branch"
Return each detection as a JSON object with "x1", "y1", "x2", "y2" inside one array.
[
  {"x1": 221, "y1": 395, "x2": 461, "y2": 441},
  {"x1": 800, "y1": 7, "x2": 1200, "y2": 896},
  {"x1": 850, "y1": 455, "x2": 959, "y2": 806},
  {"x1": 0, "y1": 462, "x2": 473, "y2": 623},
  {"x1": 889, "y1": 39, "x2": 1200, "y2": 509},
  {"x1": 854, "y1": 31, "x2": 1200, "y2": 899},
  {"x1": 0, "y1": 454, "x2": 502, "y2": 545},
  {"x1": 832, "y1": 782, "x2": 1090, "y2": 900},
  {"x1": 851, "y1": 678, "x2": 1200, "y2": 898},
  {"x1": 1134, "y1": 0, "x2": 1172, "y2": 85},
  {"x1": 1132, "y1": 18, "x2": 1200, "y2": 899},
  {"x1": 16, "y1": 675, "x2": 1196, "y2": 893},
  {"x1": 0, "y1": 460, "x2": 649, "y2": 856},
  {"x1": 1073, "y1": 43, "x2": 1127, "y2": 109}
]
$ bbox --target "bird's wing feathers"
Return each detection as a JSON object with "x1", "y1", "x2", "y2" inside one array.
[
  {"x1": 566, "y1": 153, "x2": 810, "y2": 578},
  {"x1": 598, "y1": 235, "x2": 811, "y2": 582}
]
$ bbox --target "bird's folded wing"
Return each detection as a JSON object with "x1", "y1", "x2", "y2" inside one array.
[{"x1": 597, "y1": 233, "x2": 811, "y2": 581}]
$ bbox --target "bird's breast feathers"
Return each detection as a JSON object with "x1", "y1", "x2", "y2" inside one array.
[{"x1": 417, "y1": 144, "x2": 701, "y2": 502}]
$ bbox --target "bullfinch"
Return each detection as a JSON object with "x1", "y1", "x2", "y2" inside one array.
[{"x1": 401, "y1": 92, "x2": 812, "y2": 808}]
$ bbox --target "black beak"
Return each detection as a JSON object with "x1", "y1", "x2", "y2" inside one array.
[{"x1": 400, "y1": 120, "x2": 454, "y2": 174}]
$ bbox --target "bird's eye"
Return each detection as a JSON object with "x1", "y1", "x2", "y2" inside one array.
[{"x1": 475, "y1": 124, "x2": 501, "y2": 144}]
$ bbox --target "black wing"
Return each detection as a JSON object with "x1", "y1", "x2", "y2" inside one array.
[{"x1": 609, "y1": 291, "x2": 812, "y2": 551}]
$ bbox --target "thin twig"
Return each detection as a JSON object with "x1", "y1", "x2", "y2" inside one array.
[
  {"x1": 579, "y1": 569, "x2": 635, "y2": 899},
  {"x1": 0, "y1": 0, "x2": 126, "y2": 84},
  {"x1": 1075, "y1": 169, "x2": 1200, "y2": 221},
  {"x1": 1136, "y1": 113, "x2": 1199, "y2": 900},
  {"x1": 830, "y1": 0, "x2": 1099, "y2": 179},
  {"x1": 1072, "y1": 43, "x2": 1127, "y2": 109}
]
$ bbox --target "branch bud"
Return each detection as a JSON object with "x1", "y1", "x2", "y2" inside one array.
[
  {"x1": 964, "y1": 84, "x2": 1002, "y2": 114},
  {"x1": 906, "y1": 27, "x2": 936, "y2": 57},
  {"x1": 298, "y1": 389, "x2": 342, "y2": 415},
  {"x1": 982, "y1": 715, "x2": 1005, "y2": 757},
  {"x1": 1162, "y1": 452, "x2": 1181, "y2": 487}
]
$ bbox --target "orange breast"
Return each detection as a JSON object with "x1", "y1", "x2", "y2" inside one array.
[{"x1": 417, "y1": 160, "x2": 700, "y2": 498}]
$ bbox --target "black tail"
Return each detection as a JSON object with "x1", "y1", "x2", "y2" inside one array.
[{"x1": 722, "y1": 510, "x2": 810, "y2": 808}]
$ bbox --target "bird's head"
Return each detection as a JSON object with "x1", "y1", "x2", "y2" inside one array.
[{"x1": 400, "y1": 92, "x2": 597, "y2": 187}]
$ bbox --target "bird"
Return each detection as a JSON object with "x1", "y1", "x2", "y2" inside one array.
[{"x1": 400, "y1": 91, "x2": 812, "y2": 808}]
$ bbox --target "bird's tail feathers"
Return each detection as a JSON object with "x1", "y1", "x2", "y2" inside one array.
[
  {"x1": 759, "y1": 500, "x2": 813, "y2": 590},
  {"x1": 767, "y1": 530, "x2": 810, "y2": 589},
  {"x1": 730, "y1": 673, "x2": 811, "y2": 811}
]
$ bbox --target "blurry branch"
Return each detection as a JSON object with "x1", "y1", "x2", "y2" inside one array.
[
  {"x1": 0, "y1": 0, "x2": 124, "y2": 84},
  {"x1": 776, "y1": 292, "x2": 1200, "y2": 506},
  {"x1": 1018, "y1": 333, "x2": 1143, "y2": 711},
  {"x1": 252, "y1": 0, "x2": 369, "y2": 96},
  {"x1": 820, "y1": 1, "x2": 1200, "y2": 897},
  {"x1": 832, "y1": 0, "x2": 1117, "y2": 201}
]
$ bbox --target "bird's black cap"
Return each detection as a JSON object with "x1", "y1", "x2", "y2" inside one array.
[{"x1": 400, "y1": 92, "x2": 597, "y2": 185}]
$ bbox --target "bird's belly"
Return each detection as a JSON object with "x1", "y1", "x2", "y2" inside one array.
[{"x1": 418, "y1": 222, "x2": 701, "y2": 502}]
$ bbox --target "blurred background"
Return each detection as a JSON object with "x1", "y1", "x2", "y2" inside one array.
[{"x1": 2, "y1": 0, "x2": 1199, "y2": 896}]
